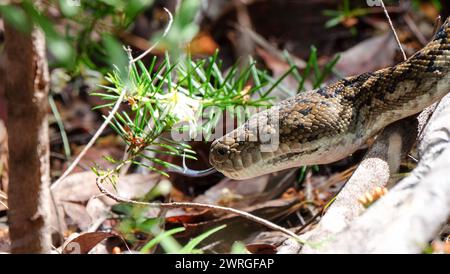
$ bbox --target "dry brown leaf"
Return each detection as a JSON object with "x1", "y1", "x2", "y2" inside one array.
[
  {"x1": 62, "y1": 232, "x2": 119, "y2": 254},
  {"x1": 52, "y1": 172, "x2": 160, "y2": 231},
  {"x1": 246, "y1": 243, "x2": 277, "y2": 254},
  {"x1": 187, "y1": 32, "x2": 219, "y2": 55}
]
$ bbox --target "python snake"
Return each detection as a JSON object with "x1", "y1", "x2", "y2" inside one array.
[{"x1": 209, "y1": 17, "x2": 450, "y2": 180}]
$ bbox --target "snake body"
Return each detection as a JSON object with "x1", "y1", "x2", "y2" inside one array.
[{"x1": 209, "y1": 17, "x2": 450, "y2": 180}]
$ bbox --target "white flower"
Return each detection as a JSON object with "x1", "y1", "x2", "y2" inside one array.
[{"x1": 156, "y1": 89, "x2": 201, "y2": 138}]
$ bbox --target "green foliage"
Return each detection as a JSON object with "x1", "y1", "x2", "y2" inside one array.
[
  {"x1": 101, "y1": 34, "x2": 129, "y2": 79},
  {"x1": 231, "y1": 241, "x2": 249, "y2": 254},
  {"x1": 140, "y1": 226, "x2": 186, "y2": 253},
  {"x1": 0, "y1": 1, "x2": 75, "y2": 65},
  {"x1": 0, "y1": 4, "x2": 32, "y2": 33},
  {"x1": 114, "y1": 204, "x2": 184, "y2": 253},
  {"x1": 161, "y1": 0, "x2": 201, "y2": 54},
  {"x1": 92, "y1": 50, "x2": 296, "y2": 177},
  {"x1": 323, "y1": 0, "x2": 369, "y2": 31},
  {"x1": 412, "y1": 0, "x2": 442, "y2": 11},
  {"x1": 179, "y1": 224, "x2": 226, "y2": 254},
  {"x1": 114, "y1": 202, "x2": 226, "y2": 254},
  {"x1": 293, "y1": 46, "x2": 340, "y2": 92},
  {"x1": 0, "y1": 0, "x2": 154, "y2": 70}
]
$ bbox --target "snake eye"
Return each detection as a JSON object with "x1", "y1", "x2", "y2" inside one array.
[
  {"x1": 210, "y1": 142, "x2": 230, "y2": 165},
  {"x1": 217, "y1": 147, "x2": 227, "y2": 156}
]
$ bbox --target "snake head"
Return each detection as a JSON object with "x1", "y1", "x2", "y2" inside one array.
[
  {"x1": 209, "y1": 90, "x2": 360, "y2": 179},
  {"x1": 209, "y1": 107, "x2": 287, "y2": 179},
  {"x1": 209, "y1": 134, "x2": 252, "y2": 179},
  {"x1": 209, "y1": 116, "x2": 268, "y2": 179}
]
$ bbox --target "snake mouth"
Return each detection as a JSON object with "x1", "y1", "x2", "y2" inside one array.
[{"x1": 209, "y1": 138, "x2": 307, "y2": 179}]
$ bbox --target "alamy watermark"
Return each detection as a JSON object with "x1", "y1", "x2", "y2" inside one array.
[{"x1": 169, "y1": 105, "x2": 280, "y2": 153}]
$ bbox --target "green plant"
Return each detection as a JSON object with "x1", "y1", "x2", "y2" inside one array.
[
  {"x1": 140, "y1": 226, "x2": 186, "y2": 253},
  {"x1": 0, "y1": 0, "x2": 155, "y2": 71},
  {"x1": 231, "y1": 241, "x2": 249, "y2": 254},
  {"x1": 114, "y1": 202, "x2": 226, "y2": 254},
  {"x1": 323, "y1": 0, "x2": 370, "y2": 35},
  {"x1": 92, "y1": 50, "x2": 296, "y2": 180},
  {"x1": 412, "y1": 0, "x2": 442, "y2": 11},
  {"x1": 285, "y1": 46, "x2": 340, "y2": 92},
  {"x1": 179, "y1": 225, "x2": 226, "y2": 254}
]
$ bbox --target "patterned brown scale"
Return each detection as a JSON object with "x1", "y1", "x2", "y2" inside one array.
[{"x1": 210, "y1": 17, "x2": 450, "y2": 180}]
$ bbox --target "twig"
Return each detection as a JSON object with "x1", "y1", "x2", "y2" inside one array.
[
  {"x1": 50, "y1": 88, "x2": 127, "y2": 190},
  {"x1": 95, "y1": 175, "x2": 304, "y2": 243},
  {"x1": 131, "y1": 8, "x2": 173, "y2": 64},
  {"x1": 432, "y1": 15, "x2": 442, "y2": 39},
  {"x1": 380, "y1": 0, "x2": 407, "y2": 61}
]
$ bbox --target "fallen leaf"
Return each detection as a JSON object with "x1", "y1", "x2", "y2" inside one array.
[
  {"x1": 246, "y1": 243, "x2": 277, "y2": 254},
  {"x1": 62, "y1": 202, "x2": 91, "y2": 231},
  {"x1": 62, "y1": 232, "x2": 119, "y2": 254},
  {"x1": 165, "y1": 209, "x2": 214, "y2": 224},
  {"x1": 187, "y1": 32, "x2": 219, "y2": 55},
  {"x1": 52, "y1": 171, "x2": 159, "y2": 203},
  {"x1": 166, "y1": 197, "x2": 300, "y2": 242},
  {"x1": 52, "y1": 172, "x2": 160, "y2": 231}
]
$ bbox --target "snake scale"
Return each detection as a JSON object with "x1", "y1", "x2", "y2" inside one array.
[{"x1": 209, "y1": 16, "x2": 450, "y2": 180}]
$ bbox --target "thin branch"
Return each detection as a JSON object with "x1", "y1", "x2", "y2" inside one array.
[
  {"x1": 131, "y1": 8, "x2": 174, "y2": 64},
  {"x1": 380, "y1": 0, "x2": 407, "y2": 61},
  {"x1": 95, "y1": 175, "x2": 304, "y2": 243},
  {"x1": 432, "y1": 15, "x2": 442, "y2": 39},
  {"x1": 50, "y1": 88, "x2": 127, "y2": 190}
]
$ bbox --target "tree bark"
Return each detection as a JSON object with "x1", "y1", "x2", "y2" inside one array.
[{"x1": 4, "y1": 19, "x2": 52, "y2": 253}]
